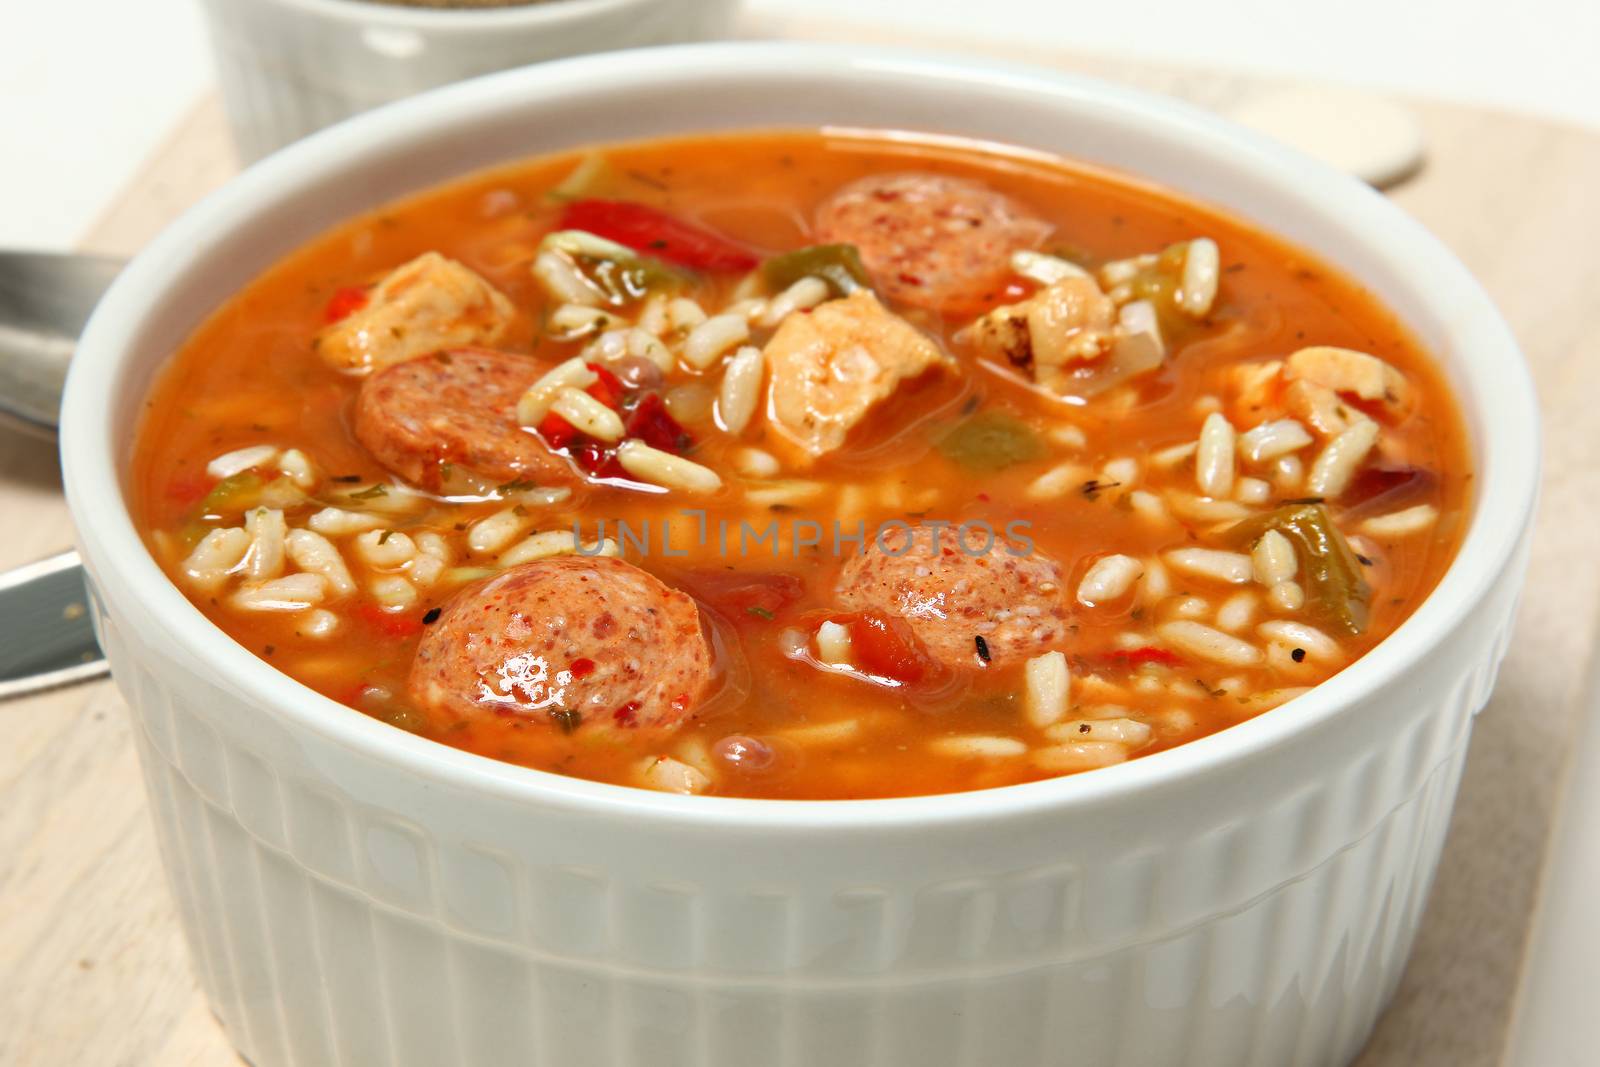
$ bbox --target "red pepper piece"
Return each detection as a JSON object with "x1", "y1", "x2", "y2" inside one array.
[
  {"x1": 624, "y1": 392, "x2": 693, "y2": 454},
  {"x1": 358, "y1": 602, "x2": 423, "y2": 639},
  {"x1": 571, "y1": 440, "x2": 625, "y2": 478},
  {"x1": 568, "y1": 657, "x2": 596, "y2": 679},
  {"x1": 584, "y1": 362, "x2": 625, "y2": 410},
  {"x1": 537, "y1": 411, "x2": 580, "y2": 450},
  {"x1": 1104, "y1": 646, "x2": 1184, "y2": 668},
  {"x1": 558, "y1": 199, "x2": 758, "y2": 273},
  {"x1": 323, "y1": 285, "x2": 369, "y2": 323}
]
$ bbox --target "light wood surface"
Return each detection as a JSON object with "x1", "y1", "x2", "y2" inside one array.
[{"x1": 3, "y1": 24, "x2": 1598, "y2": 1066}]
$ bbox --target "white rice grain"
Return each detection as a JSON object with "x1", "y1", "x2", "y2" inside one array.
[
  {"x1": 468, "y1": 509, "x2": 531, "y2": 555},
  {"x1": 498, "y1": 530, "x2": 581, "y2": 567},
  {"x1": 181, "y1": 527, "x2": 251, "y2": 592},
  {"x1": 759, "y1": 276, "x2": 830, "y2": 327},
  {"x1": 1307, "y1": 418, "x2": 1379, "y2": 498},
  {"x1": 1023, "y1": 650, "x2": 1071, "y2": 728},
  {"x1": 300, "y1": 609, "x2": 340, "y2": 638},
  {"x1": 1151, "y1": 440, "x2": 1198, "y2": 469},
  {"x1": 368, "y1": 574, "x2": 417, "y2": 610},
  {"x1": 277, "y1": 448, "x2": 316, "y2": 489},
  {"x1": 1178, "y1": 238, "x2": 1220, "y2": 316},
  {"x1": 616, "y1": 440, "x2": 722, "y2": 494},
  {"x1": 735, "y1": 447, "x2": 781, "y2": 479},
  {"x1": 1234, "y1": 477, "x2": 1272, "y2": 505},
  {"x1": 409, "y1": 531, "x2": 451, "y2": 587},
  {"x1": 643, "y1": 755, "x2": 711, "y2": 795},
  {"x1": 549, "y1": 303, "x2": 623, "y2": 340},
  {"x1": 716, "y1": 345, "x2": 765, "y2": 435},
  {"x1": 1272, "y1": 453, "x2": 1306, "y2": 494},
  {"x1": 1127, "y1": 490, "x2": 1172, "y2": 526},
  {"x1": 1164, "y1": 547, "x2": 1252, "y2": 584},
  {"x1": 1258, "y1": 620, "x2": 1342, "y2": 661},
  {"x1": 667, "y1": 297, "x2": 707, "y2": 332},
  {"x1": 637, "y1": 294, "x2": 669, "y2": 336},
  {"x1": 285, "y1": 528, "x2": 356, "y2": 596},
  {"x1": 1102, "y1": 456, "x2": 1141, "y2": 488},
  {"x1": 232, "y1": 572, "x2": 327, "y2": 612},
  {"x1": 815, "y1": 620, "x2": 853, "y2": 665},
  {"x1": 1240, "y1": 419, "x2": 1313, "y2": 462},
  {"x1": 532, "y1": 250, "x2": 601, "y2": 306},
  {"x1": 1077, "y1": 554, "x2": 1142, "y2": 607},
  {"x1": 1025, "y1": 461, "x2": 1091, "y2": 501},
  {"x1": 681, "y1": 313, "x2": 749, "y2": 370},
  {"x1": 551, "y1": 386, "x2": 626, "y2": 442},
  {"x1": 1045, "y1": 718, "x2": 1153, "y2": 747},
  {"x1": 1216, "y1": 591, "x2": 1258, "y2": 633},
  {"x1": 1359, "y1": 504, "x2": 1440, "y2": 539},
  {"x1": 243, "y1": 507, "x2": 287, "y2": 581},
  {"x1": 354, "y1": 529, "x2": 417, "y2": 569},
  {"x1": 1195, "y1": 411, "x2": 1236, "y2": 497},
  {"x1": 1012, "y1": 249, "x2": 1089, "y2": 284},
  {"x1": 1141, "y1": 558, "x2": 1172, "y2": 600},
  {"x1": 930, "y1": 735, "x2": 1029, "y2": 759},
  {"x1": 515, "y1": 356, "x2": 599, "y2": 426},
  {"x1": 1156, "y1": 620, "x2": 1263, "y2": 666},
  {"x1": 625, "y1": 327, "x2": 673, "y2": 371},
  {"x1": 1268, "y1": 580, "x2": 1305, "y2": 612},
  {"x1": 1166, "y1": 492, "x2": 1252, "y2": 524},
  {"x1": 1034, "y1": 741, "x2": 1128, "y2": 773},
  {"x1": 1252, "y1": 529, "x2": 1298, "y2": 585},
  {"x1": 207, "y1": 444, "x2": 278, "y2": 480}
]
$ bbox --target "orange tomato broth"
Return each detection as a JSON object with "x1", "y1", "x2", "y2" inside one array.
[{"x1": 130, "y1": 129, "x2": 1471, "y2": 799}]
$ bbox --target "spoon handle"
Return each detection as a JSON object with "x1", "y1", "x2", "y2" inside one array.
[{"x1": 0, "y1": 550, "x2": 108, "y2": 699}]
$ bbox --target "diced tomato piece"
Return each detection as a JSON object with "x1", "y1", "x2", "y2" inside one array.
[
  {"x1": 624, "y1": 392, "x2": 693, "y2": 454},
  {"x1": 323, "y1": 285, "x2": 369, "y2": 323},
  {"x1": 538, "y1": 411, "x2": 580, "y2": 450},
  {"x1": 358, "y1": 602, "x2": 423, "y2": 639},
  {"x1": 558, "y1": 198, "x2": 759, "y2": 273},
  {"x1": 568, "y1": 657, "x2": 596, "y2": 679},
  {"x1": 834, "y1": 611, "x2": 930, "y2": 685},
  {"x1": 1104, "y1": 646, "x2": 1184, "y2": 668},
  {"x1": 584, "y1": 362, "x2": 625, "y2": 409},
  {"x1": 165, "y1": 474, "x2": 213, "y2": 507}
]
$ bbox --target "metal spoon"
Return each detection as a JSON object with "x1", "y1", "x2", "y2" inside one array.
[
  {"x1": 0, "y1": 251, "x2": 122, "y2": 697},
  {"x1": 0, "y1": 251, "x2": 122, "y2": 437}
]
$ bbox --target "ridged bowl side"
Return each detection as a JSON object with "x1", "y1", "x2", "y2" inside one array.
[{"x1": 93, "y1": 526, "x2": 1525, "y2": 1067}]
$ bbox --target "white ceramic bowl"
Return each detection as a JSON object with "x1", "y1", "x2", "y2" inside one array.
[
  {"x1": 198, "y1": 0, "x2": 742, "y2": 160},
  {"x1": 61, "y1": 44, "x2": 1537, "y2": 1067}
]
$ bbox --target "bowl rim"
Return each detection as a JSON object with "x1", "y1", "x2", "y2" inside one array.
[
  {"x1": 61, "y1": 41, "x2": 1539, "y2": 830},
  {"x1": 256, "y1": 0, "x2": 656, "y2": 33}
]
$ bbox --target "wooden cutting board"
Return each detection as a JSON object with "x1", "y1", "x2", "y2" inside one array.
[{"x1": 2, "y1": 18, "x2": 1597, "y2": 1066}]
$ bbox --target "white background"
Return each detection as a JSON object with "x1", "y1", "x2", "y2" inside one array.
[{"x1": 2, "y1": 0, "x2": 1597, "y2": 250}]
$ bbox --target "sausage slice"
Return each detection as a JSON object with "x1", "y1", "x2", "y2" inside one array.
[
  {"x1": 353, "y1": 347, "x2": 575, "y2": 492},
  {"x1": 835, "y1": 523, "x2": 1070, "y2": 669},
  {"x1": 410, "y1": 556, "x2": 713, "y2": 734},
  {"x1": 813, "y1": 172, "x2": 1052, "y2": 313}
]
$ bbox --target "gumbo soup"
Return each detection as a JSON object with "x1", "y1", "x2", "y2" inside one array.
[{"x1": 131, "y1": 131, "x2": 1470, "y2": 799}]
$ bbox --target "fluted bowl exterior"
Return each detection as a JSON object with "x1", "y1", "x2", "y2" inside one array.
[
  {"x1": 61, "y1": 45, "x2": 1538, "y2": 1067},
  {"x1": 196, "y1": 0, "x2": 742, "y2": 160}
]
